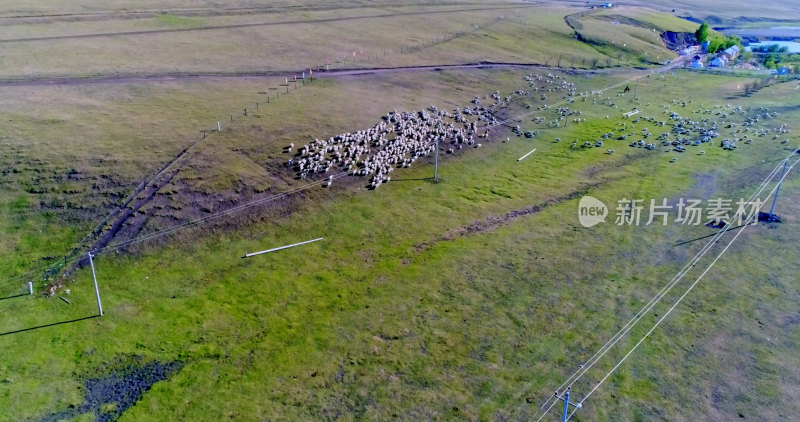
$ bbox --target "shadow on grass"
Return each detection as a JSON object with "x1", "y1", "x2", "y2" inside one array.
[
  {"x1": 0, "y1": 293, "x2": 28, "y2": 301},
  {"x1": 389, "y1": 177, "x2": 434, "y2": 182},
  {"x1": 0, "y1": 314, "x2": 99, "y2": 337},
  {"x1": 672, "y1": 223, "x2": 752, "y2": 247}
]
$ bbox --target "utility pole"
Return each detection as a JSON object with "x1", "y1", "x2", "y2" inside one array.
[
  {"x1": 553, "y1": 388, "x2": 581, "y2": 421},
  {"x1": 88, "y1": 252, "x2": 103, "y2": 316},
  {"x1": 768, "y1": 160, "x2": 788, "y2": 220}
]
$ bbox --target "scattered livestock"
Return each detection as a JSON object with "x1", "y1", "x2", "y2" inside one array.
[
  {"x1": 286, "y1": 74, "x2": 790, "y2": 190},
  {"x1": 286, "y1": 71, "x2": 587, "y2": 188}
]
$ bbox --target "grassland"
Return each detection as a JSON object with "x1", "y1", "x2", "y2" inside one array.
[
  {"x1": 2, "y1": 1, "x2": 799, "y2": 421},
  {"x1": 2, "y1": 66, "x2": 799, "y2": 420},
  {"x1": 546, "y1": 0, "x2": 800, "y2": 24},
  {"x1": 0, "y1": 4, "x2": 568, "y2": 78},
  {"x1": 0, "y1": 0, "x2": 677, "y2": 284},
  {"x1": 567, "y1": 6, "x2": 704, "y2": 66}
]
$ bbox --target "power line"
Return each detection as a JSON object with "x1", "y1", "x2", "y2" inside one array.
[
  {"x1": 540, "y1": 152, "x2": 798, "y2": 420},
  {"x1": 520, "y1": 149, "x2": 800, "y2": 421},
  {"x1": 543, "y1": 151, "x2": 796, "y2": 401},
  {"x1": 531, "y1": 150, "x2": 799, "y2": 420},
  {"x1": 565, "y1": 155, "x2": 800, "y2": 420}
]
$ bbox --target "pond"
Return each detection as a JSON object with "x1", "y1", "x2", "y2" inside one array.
[{"x1": 746, "y1": 40, "x2": 800, "y2": 53}]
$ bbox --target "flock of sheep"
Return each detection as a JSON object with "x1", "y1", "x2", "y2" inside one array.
[
  {"x1": 285, "y1": 72, "x2": 792, "y2": 187},
  {"x1": 287, "y1": 72, "x2": 578, "y2": 188},
  {"x1": 288, "y1": 106, "x2": 495, "y2": 189}
]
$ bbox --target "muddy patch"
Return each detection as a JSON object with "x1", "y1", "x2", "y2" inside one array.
[{"x1": 40, "y1": 358, "x2": 182, "y2": 422}]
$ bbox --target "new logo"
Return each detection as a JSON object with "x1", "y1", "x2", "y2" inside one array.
[{"x1": 579, "y1": 196, "x2": 608, "y2": 227}]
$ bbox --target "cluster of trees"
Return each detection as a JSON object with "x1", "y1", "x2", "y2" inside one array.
[
  {"x1": 752, "y1": 44, "x2": 790, "y2": 53},
  {"x1": 706, "y1": 35, "x2": 742, "y2": 54},
  {"x1": 742, "y1": 77, "x2": 775, "y2": 96},
  {"x1": 742, "y1": 74, "x2": 798, "y2": 96},
  {"x1": 695, "y1": 23, "x2": 799, "y2": 71},
  {"x1": 751, "y1": 44, "x2": 792, "y2": 69},
  {"x1": 695, "y1": 22, "x2": 742, "y2": 54}
]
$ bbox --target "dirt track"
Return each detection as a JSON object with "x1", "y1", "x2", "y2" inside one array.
[
  {"x1": 0, "y1": 2, "x2": 492, "y2": 22},
  {"x1": 0, "y1": 4, "x2": 531, "y2": 44},
  {"x1": 0, "y1": 62, "x2": 610, "y2": 87}
]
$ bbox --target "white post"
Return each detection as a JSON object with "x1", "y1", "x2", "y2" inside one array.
[
  {"x1": 88, "y1": 253, "x2": 103, "y2": 316},
  {"x1": 518, "y1": 148, "x2": 537, "y2": 162},
  {"x1": 434, "y1": 138, "x2": 439, "y2": 181},
  {"x1": 217, "y1": 121, "x2": 221, "y2": 131},
  {"x1": 243, "y1": 237, "x2": 324, "y2": 258},
  {"x1": 28, "y1": 281, "x2": 33, "y2": 295}
]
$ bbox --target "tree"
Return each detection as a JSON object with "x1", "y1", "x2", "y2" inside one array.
[
  {"x1": 765, "y1": 57, "x2": 777, "y2": 69},
  {"x1": 695, "y1": 22, "x2": 710, "y2": 43},
  {"x1": 723, "y1": 35, "x2": 742, "y2": 50},
  {"x1": 706, "y1": 37, "x2": 724, "y2": 53}
]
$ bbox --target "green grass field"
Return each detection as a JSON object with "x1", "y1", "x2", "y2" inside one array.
[{"x1": 1, "y1": 1, "x2": 799, "y2": 421}]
